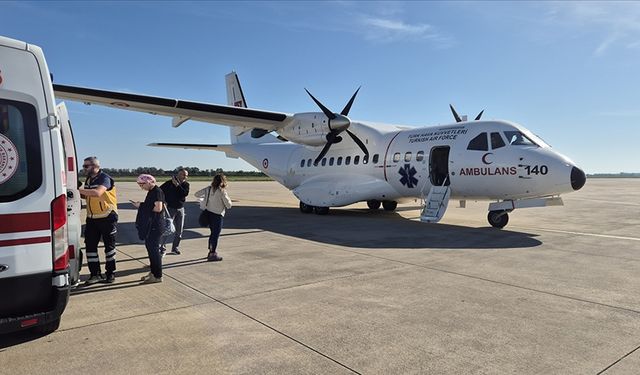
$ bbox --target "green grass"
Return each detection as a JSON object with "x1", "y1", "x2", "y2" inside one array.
[{"x1": 111, "y1": 175, "x2": 273, "y2": 182}]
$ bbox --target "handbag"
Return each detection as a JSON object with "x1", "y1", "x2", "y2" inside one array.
[
  {"x1": 198, "y1": 187, "x2": 212, "y2": 227},
  {"x1": 162, "y1": 204, "x2": 176, "y2": 236}
]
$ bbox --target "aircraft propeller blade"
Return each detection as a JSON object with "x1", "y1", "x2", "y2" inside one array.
[
  {"x1": 340, "y1": 87, "x2": 361, "y2": 116},
  {"x1": 474, "y1": 110, "x2": 484, "y2": 121},
  {"x1": 314, "y1": 141, "x2": 333, "y2": 165},
  {"x1": 449, "y1": 104, "x2": 462, "y2": 123},
  {"x1": 305, "y1": 89, "x2": 336, "y2": 120},
  {"x1": 346, "y1": 129, "x2": 369, "y2": 158}
]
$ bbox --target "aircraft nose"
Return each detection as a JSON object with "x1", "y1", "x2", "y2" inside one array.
[{"x1": 570, "y1": 166, "x2": 586, "y2": 191}]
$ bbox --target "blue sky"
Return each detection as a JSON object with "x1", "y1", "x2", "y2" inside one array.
[{"x1": 3, "y1": 1, "x2": 639, "y2": 173}]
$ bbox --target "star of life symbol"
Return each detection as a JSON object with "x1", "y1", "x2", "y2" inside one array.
[
  {"x1": 0, "y1": 134, "x2": 19, "y2": 185},
  {"x1": 398, "y1": 163, "x2": 418, "y2": 188}
]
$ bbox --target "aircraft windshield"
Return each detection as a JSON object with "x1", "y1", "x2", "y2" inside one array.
[{"x1": 503, "y1": 131, "x2": 538, "y2": 147}]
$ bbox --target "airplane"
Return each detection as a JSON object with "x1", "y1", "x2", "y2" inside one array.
[{"x1": 53, "y1": 72, "x2": 586, "y2": 229}]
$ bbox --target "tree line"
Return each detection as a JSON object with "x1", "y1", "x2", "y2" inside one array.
[{"x1": 94, "y1": 166, "x2": 267, "y2": 178}]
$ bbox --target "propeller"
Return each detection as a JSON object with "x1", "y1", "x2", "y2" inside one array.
[
  {"x1": 305, "y1": 88, "x2": 368, "y2": 165},
  {"x1": 449, "y1": 104, "x2": 484, "y2": 122}
]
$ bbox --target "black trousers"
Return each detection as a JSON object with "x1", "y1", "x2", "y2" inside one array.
[
  {"x1": 207, "y1": 211, "x2": 223, "y2": 253},
  {"x1": 85, "y1": 213, "x2": 118, "y2": 276},
  {"x1": 145, "y1": 228, "x2": 163, "y2": 278}
]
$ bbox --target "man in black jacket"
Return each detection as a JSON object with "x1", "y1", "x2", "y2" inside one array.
[{"x1": 159, "y1": 169, "x2": 189, "y2": 255}]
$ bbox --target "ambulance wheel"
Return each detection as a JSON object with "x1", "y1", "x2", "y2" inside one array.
[
  {"x1": 314, "y1": 206, "x2": 329, "y2": 215},
  {"x1": 299, "y1": 201, "x2": 314, "y2": 214},
  {"x1": 488, "y1": 210, "x2": 509, "y2": 229},
  {"x1": 382, "y1": 201, "x2": 398, "y2": 211},
  {"x1": 367, "y1": 200, "x2": 381, "y2": 210}
]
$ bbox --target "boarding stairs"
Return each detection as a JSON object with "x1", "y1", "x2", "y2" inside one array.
[{"x1": 420, "y1": 178, "x2": 451, "y2": 223}]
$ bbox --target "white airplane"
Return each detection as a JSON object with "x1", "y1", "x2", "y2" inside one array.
[{"x1": 53, "y1": 72, "x2": 586, "y2": 228}]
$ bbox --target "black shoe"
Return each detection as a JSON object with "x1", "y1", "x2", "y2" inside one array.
[
  {"x1": 84, "y1": 274, "x2": 104, "y2": 285},
  {"x1": 207, "y1": 252, "x2": 223, "y2": 262},
  {"x1": 171, "y1": 248, "x2": 181, "y2": 255},
  {"x1": 104, "y1": 274, "x2": 116, "y2": 284}
]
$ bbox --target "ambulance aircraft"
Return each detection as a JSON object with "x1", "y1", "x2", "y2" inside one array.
[{"x1": 53, "y1": 73, "x2": 586, "y2": 228}]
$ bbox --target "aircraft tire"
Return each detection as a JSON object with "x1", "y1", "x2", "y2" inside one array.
[
  {"x1": 382, "y1": 201, "x2": 398, "y2": 211},
  {"x1": 367, "y1": 200, "x2": 381, "y2": 210},
  {"x1": 314, "y1": 206, "x2": 329, "y2": 215},
  {"x1": 299, "y1": 201, "x2": 314, "y2": 214},
  {"x1": 488, "y1": 210, "x2": 509, "y2": 228}
]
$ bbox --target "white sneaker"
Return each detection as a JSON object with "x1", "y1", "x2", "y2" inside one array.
[
  {"x1": 140, "y1": 272, "x2": 153, "y2": 281},
  {"x1": 141, "y1": 274, "x2": 162, "y2": 284}
]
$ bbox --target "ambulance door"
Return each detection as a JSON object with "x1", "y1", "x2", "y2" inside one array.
[{"x1": 57, "y1": 103, "x2": 82, "y2": 284}]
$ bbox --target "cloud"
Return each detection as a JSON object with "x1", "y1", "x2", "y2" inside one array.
[
  {"x1": 545, "y1": 2, "x2": 640, "y2": 56},
  {"x1": 357, "y1": 16, "x2": 454, "y2": 46}
]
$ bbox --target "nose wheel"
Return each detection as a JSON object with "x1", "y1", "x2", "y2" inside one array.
[{"x1": 488, "y1": 210, "x2": 509, "y2": 228}]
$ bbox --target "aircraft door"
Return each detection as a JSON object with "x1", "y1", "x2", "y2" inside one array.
[{"x1": 429, "y1": 146, "x2": 450, "y2": 186}]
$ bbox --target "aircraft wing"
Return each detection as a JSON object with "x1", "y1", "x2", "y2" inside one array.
[
  {"x1": 53, "y1": 84, "x2": 293, "y2": 131},
  {"x1": 148, "y1": 142, "x2": 239, "y2": 158}
]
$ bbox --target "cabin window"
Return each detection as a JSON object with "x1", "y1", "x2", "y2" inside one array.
[
  {"x1": 372, "y1": 154, "x2": 379, "y2": 164},
  {"x1": 363, "y1": 155, "x2": 369, "y2": 164},
  {"x1": 300, "y1": 159, "x2": 305, "y2": 168},
  {"x1": 404, "y1": 152, "x2": 412, "y2": 162},
  {"x1": 393, "y1": 153, "x2": 401, "y2": 162},
  {"x1": 503, "y1": 131, "x2": 537, "y2": 146},
  {"x1": 307, "y1": 159, "x2": 312, "y2": 167},
  {"x1": 416, "y1": 151, "x2": 424, "y2": 162},
  {"x1": 491, "y1": 132, "x2": 506, "y2": 149},
  {"x1": 337, "y1": 156, "x2": 343, "y2": 165},
  {"x1": 345, "y1": 156, "x2": 351, "y2": 165},
  {"x1": 321, "y1": 158, "x2": 327, "y2": 166},
  {"x1": 329, "y1": 157, "x2": 334, "y2": 166},
  {"x1": 354, "y1": 155, "x2": 360, "y2": 165},
  {"x1": 467, "y1": 133, "x2": 488, "y2": 151}
]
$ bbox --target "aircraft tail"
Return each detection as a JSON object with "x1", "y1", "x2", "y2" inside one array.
[{"x1": 225, "y1": 71, "x2": 279, "y2": 144}]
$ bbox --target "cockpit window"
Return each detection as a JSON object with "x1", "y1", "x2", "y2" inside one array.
[
  {"x1": 467, "y1": 133, "x2": 488, "y2": 151},
  {"x1": 503, "y1": 131, "x2": 537, "y2": 146},
  {"x1": 490, "y1": 132, "x2": 506, "y2": 150}
]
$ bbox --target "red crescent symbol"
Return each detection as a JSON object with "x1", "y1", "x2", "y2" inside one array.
[{"x1": 482, "y1": 152, "x2": 493, "y2": 165}]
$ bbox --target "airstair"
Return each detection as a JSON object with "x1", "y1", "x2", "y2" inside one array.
[{"x1": 420, "y1": 178, "x2": 451, "y2": 223}]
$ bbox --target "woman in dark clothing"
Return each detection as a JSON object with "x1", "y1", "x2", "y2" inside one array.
[{"x1": 132, "y1": 174, "x2": 165, "y2": 283}]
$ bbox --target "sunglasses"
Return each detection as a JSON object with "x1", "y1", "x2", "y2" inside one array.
[{"x1": 82, "y1": 164, "x2": 95, "y2": 168}]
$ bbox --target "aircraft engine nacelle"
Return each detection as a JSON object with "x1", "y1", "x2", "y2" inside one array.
[{"x1": 278, "y1": 112, "x2": 332, "y2": 146}]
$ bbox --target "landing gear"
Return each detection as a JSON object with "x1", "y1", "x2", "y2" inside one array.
[
  {"x1": 299, "y1": 201, "x2": 314, "y2": 214},
  {"x1": 367, "y1": 200, "x2": 381, "y2": 210},
  {"x1": 314, "y1": 206, "x2": 329, "y2": 215},
  {"x1": 488, "y1": 210, "x2": 509, "y2": 229},
  {"x1": 382, "y1": 200, "x2": 398, "y2": 211}
]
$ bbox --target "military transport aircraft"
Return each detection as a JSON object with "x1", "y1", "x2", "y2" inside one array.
[{"x1": 53, "y1": 73, "x2": 586, "y2": 228}]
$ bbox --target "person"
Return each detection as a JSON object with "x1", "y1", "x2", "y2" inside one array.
[
  {"x1": 159, "y1": 169, "x2": 189, "y2": 256},
  {"x1": 195, "y1": 173, "x2": 232, "y2": 261},
  {"x1": 78, "y1": 156, "x2": 118, "y2": 285},
  {"x1": 132, "y1": 174, "x2": 165, "y2": 284}
]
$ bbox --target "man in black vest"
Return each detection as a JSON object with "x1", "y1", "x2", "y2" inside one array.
[{"x1": 159, "y1": 169, "x2": 189, "y2": 255}]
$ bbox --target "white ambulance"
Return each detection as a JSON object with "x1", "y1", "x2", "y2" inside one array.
[{"x1": 0, "y1": 36, "x2": 82, "y2": 334}]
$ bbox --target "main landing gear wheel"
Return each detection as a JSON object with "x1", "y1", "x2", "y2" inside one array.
[
  {"x1": 488, "y1": 210, "x2": 509, "y2": 229},
  {"x1": 382, "y1": 200, "x2": 398, "y2": 211},
  {"x1": 314, "y1": 206, "x2": 329, "y2": 215},
  {"x1": 367, "y1": 200, "x2": 381, "y2": 210},
  {"x1": 299, "y1": 201, "x2": 314, "y2": 214}
]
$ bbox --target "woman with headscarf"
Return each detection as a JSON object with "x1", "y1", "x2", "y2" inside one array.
[
  {"x1": 195, "y1": 173, "x2": 232, "y2": 261},
  {"x1": 132, "y1": 174, "x2": 165, "y2": 283}
]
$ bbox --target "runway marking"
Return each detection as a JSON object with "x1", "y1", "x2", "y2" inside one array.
[
  {"x1": 597, "y1": 343, "x2": 640, "y2": 374},
  {"x1": 511, "y1": 227, "x2": 640, "y2": 242}
]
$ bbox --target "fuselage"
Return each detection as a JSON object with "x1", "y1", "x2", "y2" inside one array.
[{"x1": 228, "y1": 119, "x2": 586, "y2": 208}]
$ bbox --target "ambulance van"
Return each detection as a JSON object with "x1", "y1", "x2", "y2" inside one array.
[{"x1": 0, "y1": 36, "x2": 82, "y2": 334}]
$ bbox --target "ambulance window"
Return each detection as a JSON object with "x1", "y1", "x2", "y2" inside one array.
[
  {"x1": 504, "y1": 131, "x2": 537, "y2": 146},
  {"x1": 321, "y1": 158, "x2": 327, "y2": 166},
  {"x1": 345, "y1": 156, "x2": 351, "y2": 165},
  {"x1": 354, "y1": 155, "x2": 360, "y2": 165},
  {"x1": 372, "y1": 154, "x2": 379, "y2": 164},
  {"x1": 307, "y1": 159, "x2": 312, "y2": 167},
  {"x1": 416, "y1": 151, "x2": 424, "y2": 161},
  {"x1": 329, "y1": 157, "x2": 334, "y2": 166},
  {"x1": 490, "y1": 132, "x2": 506, "y2": 149},
  {"x1": 0, "y1": 100, "x2": 42, "y2": 202},
  {"x1": 467, "y1": 133, "x2": 488, "y2": 151},
  {"x1": 337, "y1": 156, "x2": 343, "y2": 165},
  {"x1": 393, "y1": 153, "x2": 401, "y2": 162},
  {"x1": 300, "y1": 159, "x2": 305, "y2": 167},
  {"x1": 404, "y1": 152, "x2": 412, "y2": 162}
]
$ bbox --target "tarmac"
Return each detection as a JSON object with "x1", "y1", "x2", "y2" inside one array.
[{"x1": 1, "y1": 178, "x2": 640, "y2": 374}]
